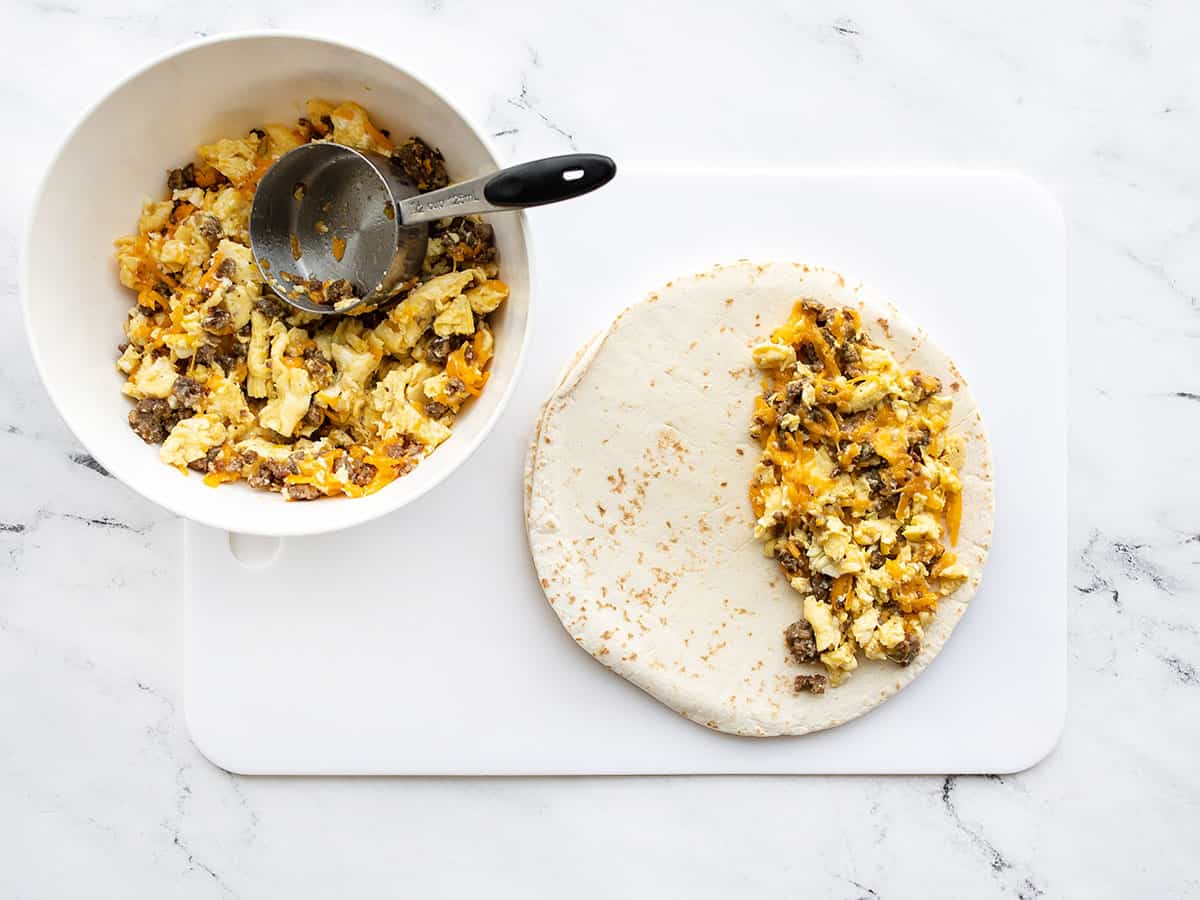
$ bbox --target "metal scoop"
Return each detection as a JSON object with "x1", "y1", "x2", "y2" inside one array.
[{"x1": 249, "y1": 145, "x2": 616, "y2": 314}]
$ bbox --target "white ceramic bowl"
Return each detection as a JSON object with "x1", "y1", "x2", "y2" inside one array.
[{"x1": 22, "y1": 33, "x2": 532, "y2": 537}]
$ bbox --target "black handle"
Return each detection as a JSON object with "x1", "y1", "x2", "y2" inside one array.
[{"x1": 483, "y1": 154, "x2": 617, "y2": 208}]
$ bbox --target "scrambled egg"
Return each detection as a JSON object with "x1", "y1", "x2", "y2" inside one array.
[
  {"x1": 750, "y1": 301, "x2": 968, "y2": 688},
  {"x1": 114, "y1": 99, "x2": 507, "y2": 500}
]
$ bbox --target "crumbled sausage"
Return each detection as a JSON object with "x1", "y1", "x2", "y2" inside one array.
[
  {"x1": 424, "y1": 401, "x2": 449, "y2": 420},
  {"x1": 300, "y1": 402, "x2": 325, "y2": 430},
  {"x1": 231, "y1": 450, "x2": 258, "y2": 471},
  {"x1": 908, "y1": 427, "x2": 931, "y2": 462},
  {"x1": 862, "y1": 474, "x2": 885, "y2": 503},
  {"x1": 383, "y1": 436, "x2": 421, "y2": 458},
  {"x1": 793, "y1": 674, "x2": 827, "y2": 695},
  {"x1": 797, "y1": 342, "x2": 820, "y2": 368},
  {"x1": 172, "y1": 376, "x2": 205, "y2": 409},
  {"x1": 212, "y1": 448, "x2": 256, "y2": 474},
  {"x1": 127, "y1": 398, "x2": 183, "y2": 444},
  {"x1": 427, "y1": 216, "x2": 497, "y2": 274},
  {"x1": 391, "y1": 137, "x2": 450, "y2": 191},
  {"x1": 885, "y1": 633, "x2": 921, "y2": 666},
  {"x1": 784, "y1": 377, "x2": 812, "y2": 409},
  {"x1": 222, "y1": 338, "x2": 248, "y2": 370},
  {"x1": 426, "y1": 334, "x2": 464, "y2": 365},
  {"x1": 784, "y1": 619, "x2": 819, "y2": 664},
  {"x1": 302, "y1": 348, "x2": 333, "y2": 389},
  {"x1": 809, "y1": 572, "x2": 832, "y2": 603},
  {"x1": 837, "y1": 342, "x2": 862, "y2": 378},
  {"x1": 195, "y1": 336, "x2": 247, "y2": 375},
  {"x1": 255, "y1": 294, "x2": 288, "y2": 318},
  {"x1": 195, "y1": 213, "x2": 222, "y2": 242},
  {"x1": 187, "y1": 447, "x2": 220, "y2": 472},
  {"x1": 324, "y1": 279, "x2": 356, "y2": 304},
  {"x1": 246, "y1": 458, "x2": 298, "y2": 490},
  {"x1": 201, "y1": 308, "x2": 233, "y2": 334},
  {"x1": 215, "y1": 258, "x2": 236, "y2": 280},
  {"x1": 775, "y1": 542, "x2": 804, "y2": 575},
  {"x1": 875, "y1": 492, "x2": 899, "y2": 518},
  {"x1": 285, "y1": 483, "x2": 322, "y2": 501},
  {"x1": 166, "y1": 163, "x2": 196, "y2": 191},
  {"x1": 343, "y1": 458, "x2": 377, "y2": 487},
  {"x1": 856, "y1": 445, "x2": 884, "y2": 471}
]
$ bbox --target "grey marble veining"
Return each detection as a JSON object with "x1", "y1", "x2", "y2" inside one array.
[{"x1": 2, "y1": 1, "x2": 1197, "y2": 897}]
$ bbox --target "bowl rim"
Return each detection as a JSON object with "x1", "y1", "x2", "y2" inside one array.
[{"x1": 20, "y1": 30, "x2": 535, "y2": 537}]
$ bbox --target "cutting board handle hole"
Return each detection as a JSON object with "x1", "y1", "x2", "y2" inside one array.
[{"x1": 228, "y1": 533, "x2": 282, "y2": 567}]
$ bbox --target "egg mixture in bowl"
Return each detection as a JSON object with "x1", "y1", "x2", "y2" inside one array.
[
  {"x1": 23, "y1": 35, "x2": 532, "y2": 536},
  {"x1": 115, "y1": 99, "x2": 508, "y2": 501}
]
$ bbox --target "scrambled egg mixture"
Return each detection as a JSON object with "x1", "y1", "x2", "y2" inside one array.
[
  {"x1": 114, "y1": 99, "x2": 507, "y2": 500},
  {"x1": 749, "y1": 301, "x2": 968, "y2": 691}
]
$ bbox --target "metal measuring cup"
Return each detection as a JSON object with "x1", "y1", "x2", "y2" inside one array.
[{"x1": 249, "y1": 145, "x2": 616, "y2": 314}]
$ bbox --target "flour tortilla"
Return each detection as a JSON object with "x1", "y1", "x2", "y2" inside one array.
[{"x1": 526, "y1": 262, "x2": 993, "y2": 737}]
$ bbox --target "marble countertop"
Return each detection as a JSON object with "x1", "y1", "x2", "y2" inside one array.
[{"x1": 3, "y1": 1, "x2": 1197, "y2": 896}]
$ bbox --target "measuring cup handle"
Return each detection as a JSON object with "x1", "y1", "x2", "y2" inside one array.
[
  {"x1": 483, "y1": 154, "x2": 617, "y2": 208},
  {"x1": 397, "y1": 154, "x2": 616, "y2": 223}
]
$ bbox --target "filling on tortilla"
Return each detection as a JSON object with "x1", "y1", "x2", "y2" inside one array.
[{"x1": 748, "y1": 300, "x2": 969, "y2": 691}]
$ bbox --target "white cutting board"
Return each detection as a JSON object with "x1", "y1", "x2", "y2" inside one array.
[{"x1": 184, "y1": 169, "x2": 1066, "y2": 775}]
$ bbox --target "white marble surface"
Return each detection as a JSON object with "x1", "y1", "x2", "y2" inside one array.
[{"x1": 2, "y1": 1, "x2": 1197, "y2": 896}]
